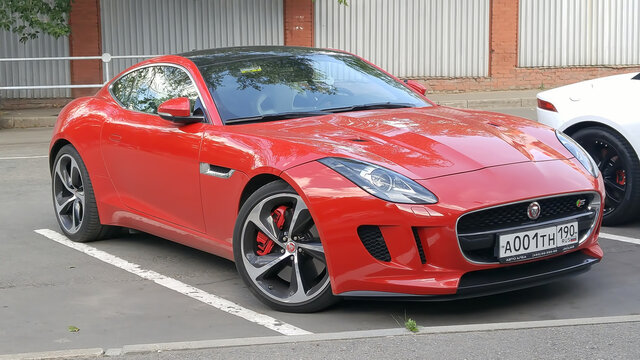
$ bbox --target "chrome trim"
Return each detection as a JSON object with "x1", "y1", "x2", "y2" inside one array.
[
  {"x1": 199, "y1": 163, "x2": 235, "y2": 179},
  {"x1": 455, "y1": 191, "x2": 602, "y2": 265},
  {"x1": 107, "y1": 62, "x2": 213, "y2": 124}
]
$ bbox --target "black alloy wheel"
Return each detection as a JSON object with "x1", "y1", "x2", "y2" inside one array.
[
  {"x1": 52, "y1": 144, "x2": 120, "y2": 242},
  {"x1": 233, "y1": 180, "x2": 337, "y2": 312},
  {"x1": 571, "y1": 127, "x2": 640, "y2": 225}
]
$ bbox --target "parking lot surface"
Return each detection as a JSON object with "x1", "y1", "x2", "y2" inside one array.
[{"x1": 1, "y1": 108, "x2": 639, "y2": 357}]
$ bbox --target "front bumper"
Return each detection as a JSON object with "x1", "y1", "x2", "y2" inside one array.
[
  {"x1": 339, "y1": 251, "x2": 600, "y2": 300},
  {"x1": 282, "y1": 158, "x2": 604, "y2": 297}
]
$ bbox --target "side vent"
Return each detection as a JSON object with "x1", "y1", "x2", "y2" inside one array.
[
  {"x1": 412, "y1": 227, "x2": 427, "y2": 264},
  {"x1": 357, "y1": 226, "x2": 391, "y2": 262}
]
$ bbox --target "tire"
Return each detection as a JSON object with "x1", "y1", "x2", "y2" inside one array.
[
  {"x1": 52, "y1": 144, "x2": 120, "y2": 242},
  {"x1": 571, "y1": 126, "x2": 640, "y2": 225},
  {"x1": 233, "y1": 180, "x2": 338, "y2": 312}
]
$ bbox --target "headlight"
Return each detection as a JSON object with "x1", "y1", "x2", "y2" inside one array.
[
  {"x1": 318, "y1": 157, "x2": 438, "y2": 204},
  {"x1": 556, "y1": 130, "x2": 600, "y2": 178}
]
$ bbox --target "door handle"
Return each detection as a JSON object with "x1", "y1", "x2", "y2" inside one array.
[{"x1": 109, "y1": 134, "x2": 122, "y2": 142}]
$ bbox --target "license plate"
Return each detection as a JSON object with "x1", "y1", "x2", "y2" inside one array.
[{"x1": 498, "y1": 222, "x2": 579, "y2": 263}]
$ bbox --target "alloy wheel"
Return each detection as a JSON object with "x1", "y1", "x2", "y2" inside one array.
[
  {"x1": 240, "y1": 193, "x2": 330, "y2": 305},
  {"x1": 53, "y1": 154, "x2": 85, "y2": 234},
  {"x1": 580, "y1": 137, "x2": 627, "y2": 216}
]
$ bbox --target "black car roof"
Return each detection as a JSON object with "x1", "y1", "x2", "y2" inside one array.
[{"x1": 180, "y1": 46, "x2": 346, "y2": 67}]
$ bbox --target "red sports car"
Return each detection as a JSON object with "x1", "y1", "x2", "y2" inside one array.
[{"x1": 50, "y1": 46, "x2": 604, "y2": 312}]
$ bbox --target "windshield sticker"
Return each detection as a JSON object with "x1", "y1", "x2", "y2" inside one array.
[{"x1": 241, "y1": 66, "x2": 262, "y2": 74}]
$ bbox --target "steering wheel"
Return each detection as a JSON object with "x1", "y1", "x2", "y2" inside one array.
[
  {"x1": 256, "y1": 93, "x2": 276, "y2": 115},
  {"x1": 314, "y1": 88, "x2": 355, "y2": 108},
  {"x1": 293, "y1": 88, "x2": 356, "y2": 109}
]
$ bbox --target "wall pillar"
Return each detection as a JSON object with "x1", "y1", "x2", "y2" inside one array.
[
  {"x1": 283, "y1": 0, "x2": 314, "y2": 47},
  {"x1": 488, "y1": 0, "x2": 519, "y2": 81},
  {"x1": 69, "y1": 0, "x2": 102, "y2": 97}
]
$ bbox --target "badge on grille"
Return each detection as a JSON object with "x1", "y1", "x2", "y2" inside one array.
[{"x1": 527, "y1": 202, "x2": 541, "y2": 220}]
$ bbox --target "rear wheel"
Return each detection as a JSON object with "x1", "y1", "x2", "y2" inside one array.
[
  {"x1": 571, "y1": 127, "x2": 640, "y2": 225},
  {"x1": 233, "y1": 180, "x2": 337, "y2": 312},
  {"x1": 52, "y1": 145, "x2": 119, "y2": 242}
]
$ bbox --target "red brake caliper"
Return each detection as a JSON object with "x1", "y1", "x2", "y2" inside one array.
[
  {"x1": 256, "y1": 205, "x2": 288, "y2": 256},
  {"x1": 617, "y1": 170, "x2": 626, "y2": 186}
]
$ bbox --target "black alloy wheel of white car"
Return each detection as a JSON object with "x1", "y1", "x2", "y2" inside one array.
[{"x1": 571, "y1": 127, "x2": 640, "y2": 225}]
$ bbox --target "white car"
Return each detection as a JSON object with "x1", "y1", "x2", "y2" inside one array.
[{"x1": 537, "y1": 72, "x2": 640, "y2": 225}]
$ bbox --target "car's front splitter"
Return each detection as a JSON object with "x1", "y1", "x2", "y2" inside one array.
[{"x1": 337, "y1": 250, "x2": 599, "y2": 301}]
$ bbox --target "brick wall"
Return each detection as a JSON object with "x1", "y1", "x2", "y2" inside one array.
[
  {"x1": 68, "y1": 0, "x2": 102, "y2": 97},
  {"x1": 283, "y1": 0, "x2": 314, "y2": 47}
]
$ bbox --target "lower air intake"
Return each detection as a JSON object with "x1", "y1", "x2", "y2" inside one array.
[{"x1": 357, "y1": 225, "x2": 391, "y2": 262}]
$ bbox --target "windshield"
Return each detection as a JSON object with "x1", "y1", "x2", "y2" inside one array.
[{"x1": 197, "y1": 52, "x2": 430, "y2": 124}]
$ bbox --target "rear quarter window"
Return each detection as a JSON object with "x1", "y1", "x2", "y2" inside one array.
[{"x1": 110, "y1": 66, "x2": 199, "y2": 114}]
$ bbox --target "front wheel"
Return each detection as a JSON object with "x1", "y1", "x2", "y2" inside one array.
[
  {"x1": 233, "y1": 180, "x2": 337, "y2": 312},
  {"x1": 571, "y1": 126, "x2": 640, "y2": 225}
]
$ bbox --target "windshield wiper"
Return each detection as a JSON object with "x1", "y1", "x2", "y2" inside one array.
[
  {"x1": 321, "y1": 102, "x2": 415, "y2": 114},
  {"x1": 225, "y1": 111, "x2": 330, "y2": 124}
]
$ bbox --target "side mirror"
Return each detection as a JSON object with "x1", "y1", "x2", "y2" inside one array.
[
  {"x1": 158, "y1": 97, "x2": 204, "y2": 124},
  {"x1": 404, "y1": 80, "x2": 427, "y2": 96}
]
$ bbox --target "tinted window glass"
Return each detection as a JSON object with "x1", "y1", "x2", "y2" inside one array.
[
  {"x1": 197, "y1": 53, "x2": 429, "y2": 123},
  {"x1": 111, "y1": 66, "x2": 199, "y2": 114}
]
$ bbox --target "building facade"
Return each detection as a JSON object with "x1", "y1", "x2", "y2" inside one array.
[{"x1": 1, "y1": 0, "x2": 639, "y2": 99}]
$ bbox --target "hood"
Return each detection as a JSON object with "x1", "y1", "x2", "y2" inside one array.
[{"x1": 231, "y1": 106, "x2": 571, "y2": 179}]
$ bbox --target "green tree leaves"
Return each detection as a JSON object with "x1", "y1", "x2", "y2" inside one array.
[{"x1": 0, "y1": 0, "x2": 72, "y2": 42}]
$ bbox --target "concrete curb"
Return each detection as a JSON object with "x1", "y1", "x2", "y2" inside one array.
[
  {"x1": 0, "y1": 348, "x2": 103, "y2": 360},
  {"x1": 433, "y1": 97, "x2": 537, "y2": 109},
  {"x1": 120, "y1": 314, "x2": 640, "y2": 355},
  {"x1": 2, "y1": 315, "x2": 640, "y2": 359},
  {"x1": 0, "y1": 116, "x2": 57, "y2": 129}
]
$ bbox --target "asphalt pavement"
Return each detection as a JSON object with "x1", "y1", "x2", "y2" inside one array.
[{"x1": 1, "y1": 107, "x2": 639, "y2": 359}]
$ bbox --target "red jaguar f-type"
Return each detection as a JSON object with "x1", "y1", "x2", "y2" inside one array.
[{"x1": 50, "y1": 47, "x2": 604, "y2": 312}]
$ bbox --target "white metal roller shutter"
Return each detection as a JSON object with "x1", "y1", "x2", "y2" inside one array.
[
  {"x1": 100, "y1": 0, "x2": 284, "y2": 78},
  {"x1": 314, "y1": 0, "x2": 490, "y2": 78},
  {"x1": 0, "y1": 31, "x2": 71, "y2": 99},
  {"x1": 519, "y1": 0, "x2": 640, "y2": 67}
]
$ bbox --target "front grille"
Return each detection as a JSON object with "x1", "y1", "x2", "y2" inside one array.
[
  {"x1": 357, "y1": 225, "x2": 391, "y2": 262},
  {"x1": 458, "y1": 194, "x2": 595, "y2": 233},
  {"x1": 457, "y1": 193, "x2": 599, "y2": 263}
]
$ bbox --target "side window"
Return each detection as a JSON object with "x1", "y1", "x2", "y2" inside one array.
[
  {"x1": 111, "y1": 69, "x2": 142, "y2": 109},
  {"x1": 111, "y1": 66, "x2": 200, "y2": 115}
]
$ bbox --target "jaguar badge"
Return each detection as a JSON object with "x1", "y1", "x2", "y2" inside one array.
[{"x1": 527, "y1": 202, "x2": 541, "y2": 220}]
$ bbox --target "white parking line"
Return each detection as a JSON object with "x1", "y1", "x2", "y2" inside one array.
[
  {"x1": 34, "y1": 229, "x2": 312, "y2": 336},
  {"x1": 599, "y1": 232, "x2": 640, "y2": 246},
  {"x1": 0, "y1": 155, "x2": 48, "y2": 160}
]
